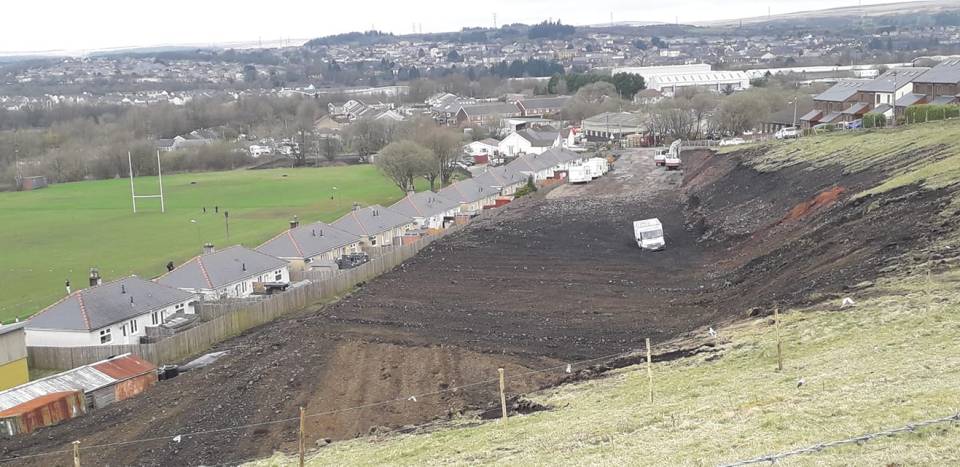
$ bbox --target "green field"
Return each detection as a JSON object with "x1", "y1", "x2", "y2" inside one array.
[{"x1": 0, "y1": 165, "x2": 406, "y2": 322}]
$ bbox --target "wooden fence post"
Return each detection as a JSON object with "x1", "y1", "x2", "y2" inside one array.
[
  {"x1": 645, "y1": 338, "x2": 653, "y2": 404},
  {"x1": 498, "y1": 368, "x2": 508, "y2": 423},
  {"x1": 299, "y1": 406, "x2": 306, "y2": 467},
  {"x1": 774, "y1": 305, "x2": 783, "y2": 372},
  {"x1": 72, "y1": 440, "x2": 80, "y2": 467}
]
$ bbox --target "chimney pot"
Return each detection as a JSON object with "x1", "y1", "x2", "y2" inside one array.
[{"x1": 89, "y1": 268, "x2": 102, "y2": 287}]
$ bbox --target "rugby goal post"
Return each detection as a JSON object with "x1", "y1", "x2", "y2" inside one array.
[{"x1": 128, "y1": 150, "x2": 166, "y2": 213}]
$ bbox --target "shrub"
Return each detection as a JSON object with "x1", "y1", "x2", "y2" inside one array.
[{"x1": 514, "y1": 175, "x2": 538, "y2": 198}]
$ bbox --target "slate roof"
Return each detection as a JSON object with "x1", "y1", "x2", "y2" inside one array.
[
  {"x1": 799, "y1": 109, "x2": 823, "y2": 122},
  {"x1": 895, "y1": 93, "x2": 927, "y2": 107},
  {"x1": 929, "y1": 95, "x2": 959, "y2": 105},
  {"x1": 27, "y1": 277, "x2": 193, "y2": 331},
  {"x1": 515, "y1": 129, "x2": 558, "y2": 147},
  {"x1": 331, "y1": 205, "x2": 414, "y2": 237},
  {"x1": 389, "y1": 191, "x2": 461, "y2": 219},
  {"x1": 157, "y1": 245, "x2": 288, "y2": 291},
  {"x1": 582, "y1": 112, "x2": 644, "y2": 128},
  {"x1": 915, "y1": 59, "x2": 960, "y2": 85},
  {"x1": 506, "y1": 148, "x2": 583, "y2": 174},
  {"x1": 519, "y1": 96, "x2": 571, "y2": 110},
  {"x1": 858, "y1": 67, "x2": 931, "y2": 93},
  {"x1": 472, "y1": 166, "x2": 527, "y2": 192},
  {"x1": 814, "y1": 80, "x2": 869, "y2": 102},
  {"x1": 873, "y1": 103, "x2": 893, "y2": 114},
  {"x1": 458, "y1": 102, "x2": 521, "y2": 118},
  {"x1": 819, "y1": 111, "x2": 843, "y2": 123},
  {"x1": 256, "y1": 222, "x2": 360, "y2": 260},
  {"x1": 438, "y1": 178, "x2": 495, "y2": 205},
  {"x1": 842, "y1": 102, "x2": 870, "y2": 115}
]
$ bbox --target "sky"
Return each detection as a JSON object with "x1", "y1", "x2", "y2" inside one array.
[{"x1": 0, "y1": 0, "x2": 918, "y2": 54}]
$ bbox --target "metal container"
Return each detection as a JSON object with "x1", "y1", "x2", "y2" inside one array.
[{"x1": 0, "y1": 390, "x2": 85, "y2": 436}]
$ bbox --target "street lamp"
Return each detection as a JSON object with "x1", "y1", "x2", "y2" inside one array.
[{"x1": 332, "y1": 186, "x2": 339, "y2": 211}]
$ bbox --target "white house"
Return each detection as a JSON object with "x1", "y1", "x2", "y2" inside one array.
[
  {"x1": 389, "y1": 191, "x2": 461, "y2": 231},
  {"x1": 157, "y1": 245, "x2": 290, "y2": 301},
  {"x1": 331, "y1": 205, "x2": 417, "y2": 248},
  {"x1": 505, "y1": 148, "x2": 586, "y2": 183},
  {"x1": 438, "y1": 178, "x2": 499, "y2": 215},
  {"x1": 464, "y1": 138, "x2": 501, "y2": 157},
  {"x1": 498, "y1": 129, "x2": 560, "y2": 157},
  {"x1": 25, "y1": 276, "x2": 195, "y2": 347},
  {"x1": 472, "y1": 165, "x2": 527, "y2": 199},
  {"x1": 256, "y1": 221, "x2": 362, "y2": 272}
]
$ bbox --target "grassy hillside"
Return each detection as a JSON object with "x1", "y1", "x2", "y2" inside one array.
[
  {"x1": 0, "y1": 165, "x2": 407, "y2": 322},
  {"x1": 724, "y1": 119, "x2": 960, "y2": 198},
  {"x1": 251, "y1": 270, "x2": 960, "y2": 466}
]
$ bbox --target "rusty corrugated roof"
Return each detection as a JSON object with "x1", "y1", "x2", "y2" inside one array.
[
  {"x1": 92, "y1": 354, "x2": 156, "y2": 379},
  {"x1": 0, "y1": 391, "x2": 81, "y2": 417}
]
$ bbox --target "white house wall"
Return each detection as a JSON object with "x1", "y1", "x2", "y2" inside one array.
[{"x1": 25, "y1": 298, "x2": 194, "y2": 347}]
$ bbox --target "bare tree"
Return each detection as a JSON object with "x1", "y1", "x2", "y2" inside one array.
[{"x1": 374, "y1": 140, "x2": 432, "y2": 193}]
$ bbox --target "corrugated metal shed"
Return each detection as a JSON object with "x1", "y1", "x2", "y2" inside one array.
[
  {"x1": 0, "y1": 354, "x2": 156, "y2": 412},
  {"x1": 0, "y1": 390, "x2": 85, "y2": 436}
]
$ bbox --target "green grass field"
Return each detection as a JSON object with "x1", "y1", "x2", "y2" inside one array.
[{"x1": 0, "y1": 165, "x2": 406, "y2": 322}]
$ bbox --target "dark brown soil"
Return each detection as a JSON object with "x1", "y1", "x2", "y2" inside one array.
[{"x1": 1, "y1": 148, "x2": 950, "y2": 466}]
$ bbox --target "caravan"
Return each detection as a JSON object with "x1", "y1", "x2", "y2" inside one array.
[{"x1": 633, "y1": 218, "x2": 665, "y2": 251}]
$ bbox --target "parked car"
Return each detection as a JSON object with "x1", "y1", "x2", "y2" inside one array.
[
  {"x1": 719, "y1": 137, "x2": 747, "y2": 146},
  {"x1": 845, "y1": 119, "x2": 863, "y2": 129},
  {"x1": 775, "y1": 127, "x2": 800, "y2": 140}
]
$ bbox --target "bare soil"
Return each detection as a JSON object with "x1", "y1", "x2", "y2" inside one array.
[{"x1": 1, "y1": 148, "x2": 949, "y2": 466}]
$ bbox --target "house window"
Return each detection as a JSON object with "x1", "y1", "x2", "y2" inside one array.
[
  {"x1": 99, "y1": 329, "x2": 112, "y2": 344},
  {"x1": 175, "y1": 303, "x2": 184, "y2": 311},
  {"x1": 275, "y1": 270, "x2": 282, "y2": 281},
  {"x1": 151, "y1": 312, "x2": 159, "y2": 325},
  {"x1": 130, "y1": 319, "x2": 138, "y2": 333},
  {"x1": 121, "y1": 324, "x2": 127, "y2": 337}
]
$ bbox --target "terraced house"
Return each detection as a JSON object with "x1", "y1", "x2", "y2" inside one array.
[
  {"x1": 257, "y1": 220, "x2": 362, "y2": 272},
  {"x1": 331, "y1": 205, "x2": 417, "y2": 248},
  {"x1": 157, "y1": 245, "x2": 290, "y2": 300},
  {"x1": 25, "y1": 276, "x2": 195, "y2": 347}
]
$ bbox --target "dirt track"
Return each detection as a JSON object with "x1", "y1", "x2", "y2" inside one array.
[{"x1": 1, "y1": 148, "x2": 948, "y2": 466}]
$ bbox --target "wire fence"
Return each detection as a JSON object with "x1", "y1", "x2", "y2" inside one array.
[
  {"x1": 0, "y1": 348, "x2": 638, "y2": 465},
  {"x1": 719, "y1": 412, "x2": 960, "y2": 467}
]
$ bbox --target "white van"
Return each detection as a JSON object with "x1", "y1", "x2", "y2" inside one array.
[{"x1": 633, "y1": 218, "x2": 665, "y2": 251}]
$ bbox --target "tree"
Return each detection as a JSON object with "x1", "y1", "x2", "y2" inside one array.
[
  {"x1": 294, "y1": 100, "x2": 319, "y2": 166},
  {"x1": 406, "y1": 121, "x2": 462, "y2": 187},
  {"x1": 374, "y1": 140, "x2": 432, "y2": 193},
  {"x1": 242, "y1": 64, "x2": 258, "y2": 83},
  {"x1": 322, "y1": 137, "x2": 341, "y2": 161},
  {"x1": 610, "y1": 73, "x2": 646, "y2": 99},
  {"x1": 447, "y1": 50, "x2": 463, "y2": 63},
  {"x1": 345, "y1": 119, "x2": 391, "y2": 160}
]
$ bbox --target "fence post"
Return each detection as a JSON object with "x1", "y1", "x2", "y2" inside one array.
[
  {"x1": 498, "y1": 368, "x2": 508, "y2": 423},
  {"x1": 299, "y1": 406, "x2": 306, "y2": 467},
  {"x1": 72, "y1": 440, "x2": 80, "y2": 467},
  {"x1": 645, "y1": 338, "x2": 653, "y2": 404},
  {"x1": 774, "y1": 305, "x2": 783, "y2": 372}
]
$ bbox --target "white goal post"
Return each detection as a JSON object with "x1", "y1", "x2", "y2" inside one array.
[{"x1": 128, "y1": 150, "x2": 166, "y2": 213}]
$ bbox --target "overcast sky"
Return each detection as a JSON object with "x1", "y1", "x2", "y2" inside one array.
[{"x1": 1, "y1": 0, "x2": 916, "y2": 53}]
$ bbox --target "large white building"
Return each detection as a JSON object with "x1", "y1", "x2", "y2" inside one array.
[{"x1": 613, "y1": 64, "x2": 750, "y2": 94}]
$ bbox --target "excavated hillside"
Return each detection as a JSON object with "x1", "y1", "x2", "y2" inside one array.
[{"x1": 3, "y1": 123, "x2": 957, "y2": 466}]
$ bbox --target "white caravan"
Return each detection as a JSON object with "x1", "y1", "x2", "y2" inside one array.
[
  {"x1": 633, "y1": 218, "x2": 665, "y2": 251},
  {"x1": 568, "y1": 165, "x2": 592, "y2": 183},
  {"x1": 586, "y1": 157, "x2": 609, "y2": 178}
]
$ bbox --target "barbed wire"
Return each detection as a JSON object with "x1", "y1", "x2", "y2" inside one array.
[
  {"x1": 0, "y1": 347, "x2": 638, "y2": 465},
  {"x1": 718, "y1": 412, "x2": 960, "y2": 467}
]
